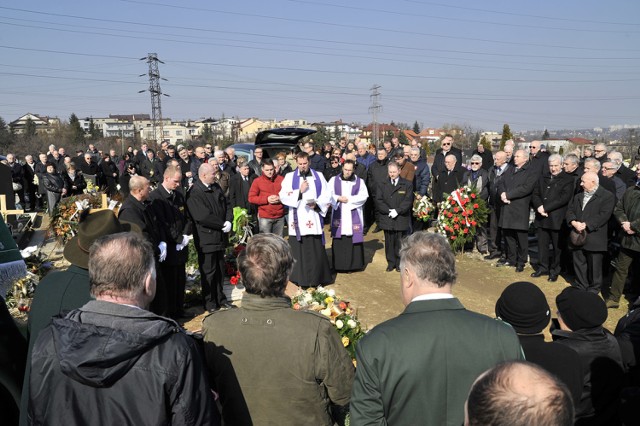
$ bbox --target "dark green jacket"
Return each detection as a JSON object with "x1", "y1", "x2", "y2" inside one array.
[
  {"x1": 350, "y1": 297, "x2": 524, "y2": 426},
  {"x1": 614, "y1": 184, "x2": 640, "y2": 252},
  {"x1": 202, "y1": 293, "x2": 354, "y2": 426}
]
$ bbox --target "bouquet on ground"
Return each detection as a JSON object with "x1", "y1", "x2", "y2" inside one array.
[
  {"x1": 412, "y1": 194, "x2": 435, "y2": 222},
  {"x1": 436, "y1": 185, "x2": 489, "y2": 252},
  {"x1": 49, "y1": 194, "x2": 105, "y2": 243},
  {"x1": 224, "y1": 243, "x2": 246, "y2": 286},
  {"x1": 291, "y1": 286, "x2": 365, "y2": 360}
]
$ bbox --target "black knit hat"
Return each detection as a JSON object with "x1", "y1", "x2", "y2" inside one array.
[
  {"x1": 556, "y1": 287, "x2": 607, "y2": 331},
  {"x1": 495, "y1": 281, "x2": 550, "y2": 334}
]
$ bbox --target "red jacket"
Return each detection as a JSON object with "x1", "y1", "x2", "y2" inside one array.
[{"x1": 248, "y1": 174, "x2": 285, "y2": 219}]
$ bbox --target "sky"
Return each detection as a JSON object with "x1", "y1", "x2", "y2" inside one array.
[{"x1": 1, "y1": 0, "x2": 639, "y2": 132}]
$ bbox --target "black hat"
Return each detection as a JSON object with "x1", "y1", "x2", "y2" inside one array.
[
  {"x1": 495, "y1": 281, "x2": 550, "y2": 334},
  {"x1": 556, "y1": 287, "x2": 607, "y2": 331},
  {"x1": 63, "y1": 210, "x2": 140, "y2": 269}
]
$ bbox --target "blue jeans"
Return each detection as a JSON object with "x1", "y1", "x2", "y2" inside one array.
[{"x1": 258, "y1": 216, "x2": 285, "y2": 236}]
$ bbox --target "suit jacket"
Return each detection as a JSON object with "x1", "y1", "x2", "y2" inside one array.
[
  {"x1": 488, "y1": 164, "x2": 511, "y2": 208},
  {"x1": 462, "y1": 168, "x2": 490, "y2": 201},
  {"x1": 616, "y1": 164, "x2": 636, "y2": 188},
  {"x1": 186, "y1": 180, "x2": 232, "y2": 253},
  {"x1": 433, "y1": 167, "x2": 465, "y2": 203},
  {"x1": 498, "y1": 161, "x2": 536, "y2": 231},
  {"x1": 118, "y1": 195, "x2": 161, "y2": 255},
  {"x1": 566, "y1": 185, "x2": 615, "y2": 251},
  {"x1": 375, "y1": 178, "x2": 413, "y2": 231},
  {"x1": 228, "y1": 173, "x2": 256, "y2": 216},
  {"x1": 531, "y1": 171, "x2": 574, "y2": 230},
  {"x1": 529, "y1": 151, "x2": 550, "y2": 178},
  {"x1": 350, "y1": 298, "x2": 524, "y2": 426}
]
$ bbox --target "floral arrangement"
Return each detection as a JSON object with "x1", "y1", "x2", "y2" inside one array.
[
  {"x1": 436, "y1": 185, "x2": 489, "y2": 252},
  {"x1": 5, "y1": 252, "x2": 53, "y2": 316},
  {"x1": 412, "y1": 194, "x2": 435, "y2": 222},
  {"x1": 224, "y1": 243, "x2": 246, "y2": 286},
  {"x1": 291, "y1": 286, "x2": 366, "y2": 360},
  {"x1": 49, "y1": 193, "x2": 104, "y2": 243},
  {"x1": 230, "y1": 207, "x2": 254, "y2": 245}
]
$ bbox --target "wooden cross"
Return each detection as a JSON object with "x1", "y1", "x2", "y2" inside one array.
[{"x1": 0, "y1": 194, "x2": 24, "y2": 222}]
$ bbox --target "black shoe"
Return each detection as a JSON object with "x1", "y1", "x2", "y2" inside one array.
[
  {"x1": 496, "y1": 261, "x2": 514, "y2": 267},
  {"x1": 395, "y1": 267, "x2": 401, "y2": 272},
  {"x1": 385, "y1": 266, "x2": 394, "y2": 272},
  {"x1": 478, "y1": 250, "x2": 488, "y2": 255},
  {"x1": 515, "y1": 265, "x2": 524, "y2": 273},
  {"x1": 221, "y1": 302, "x2": 237, "y2": 310},
  {"x1": 485, "y1": 252, "x2": 501, "y2": 260},
  {"x1": 530, "y1": 270, "x2": 547, "y2": 278},
  {"x1": 548, "y1": 274, "x2": 558, "y2": 282}
]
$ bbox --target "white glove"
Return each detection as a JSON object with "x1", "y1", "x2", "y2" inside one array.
[
  {"x1": 176, "y1": 234, "x2": 191, "y2": 251},
  {"x1": 389, "y1": 209, "x2": 398, "y2": 219},
  {"x1": 158, "y1": 241, "x2": 167, "y2": 262},
  {"x1": 222, "y1": 221, "x2": 232, "y2": 233}
]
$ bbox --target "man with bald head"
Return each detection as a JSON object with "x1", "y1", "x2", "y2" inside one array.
[
  {"x1": 186, "y1": 163, "x2": 235, "y2": 312},
  {"x1": 465, "y1": 361, "x2": 574, "y2": 426},
  {"x1": 485, "y1": 151, "x2": 511, "y2": 260},
  {"x1": 433, "y1": 153, "x2": 465, "y2": 204},
  {"x1": 566, "y1": 171, "x2": 615, "y2": 293}
]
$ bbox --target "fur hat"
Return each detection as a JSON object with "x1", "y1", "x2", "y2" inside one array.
[
  {"x1": 63, "y1": 210, "x2": 140, "y2": 269},
  {"x1": 495, "y1": 281, "x2": 551, "y2": 334}
]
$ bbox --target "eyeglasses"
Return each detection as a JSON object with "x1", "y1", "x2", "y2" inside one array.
[
  {"x1": 470, "y1": 162, "x2": 481, "y2": 165},
  {"x1": 595, "y1": 149, "x2": 604, "y2": 153},
  {"x1": 604, "y1": 167, "x2": 617, "y2": 170},
  {"x1": 442, "y1": 143, "x2": 451, "y2": 146}
]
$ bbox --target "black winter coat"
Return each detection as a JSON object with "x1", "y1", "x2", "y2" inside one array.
[
  {"x1": 488, "y1": 164, "x2": 511, "y2": 208},
  {"x1": 566, "y1": 186, "x2": 615, "y2": 252},
  {"x1": 498, "y1": 162, "x2": 536, "y2": 231},
  {"x1": 531, "y1": 171, "x2": 574, "y2": 230},
  {"x1": 186, "y1": 180, "x2": 232, "y2": 253},
  {"x1": 118, "y1": 195, "x2": 161, "y2": 255},
  {"x1": 63, "y1": 172, "x2": 87, "y2": 196},
  {"x1": 375, "y1": 178, "x2": 413, "y2": 231},
  {"x1": 431, "y1": 147, "x2": 463, "y2": 180},
  {"x1": 614, "y1": 184, "x2": 640, "y2": 252},
  {"x1": 552, "y1": 326, "x2": 625, "y2": 423},
  {"x1": 433, "y1": 167, "x2": 465, "y2": 204},
  {"x1": 228, "y1": 173, "x2": 257, "y2": 216},
  {"x1": 149, "y1": 185, "x2": 190, "y2": 266},
  {"x1": 28, "y1": 301, "x2": 218, "y2": 425}
]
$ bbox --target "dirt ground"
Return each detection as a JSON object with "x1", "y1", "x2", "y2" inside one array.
[{"x1": 183, "y1": 229, "x2": 628, "y2": 335}]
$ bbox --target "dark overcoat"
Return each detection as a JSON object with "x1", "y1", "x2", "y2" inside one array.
[
  {"x1": 498, "y1": 162, "x2": 536, "y2": 231},
  {"x1": 565, "y1": 185, "x2": 615, "y2": 251},
  {"x1": 227, "y1": 173, "x2": 257, "y2": 216},
  {"x1": 375, "y1": 177, "x2": 413, "y2": 231},
  {"x1": 433, "y1": 167, "x2": 465, "y2": 203},
  {"x1": 186, "y1": 180, "x2": 232, "y2": 253},
  {"x1": 149, "y1": 185, "x2": 190, "y2": 265},
  {"x1": 431, "y1": 146, "x2": 463, "y2": 180},
  {"x1": 531, "y1": 171, "x2": 574, "y2": 230}
]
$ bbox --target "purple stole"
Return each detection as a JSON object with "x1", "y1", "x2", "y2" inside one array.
[
  {"x1": 331, "y1": 176, "x2": 364, "y2": 244},
  {"x1": 291, "y1": 169, "x2": 324, "y2": 243}
]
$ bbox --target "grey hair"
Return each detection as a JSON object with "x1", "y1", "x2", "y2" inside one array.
[
  {"x1": 608, "y1": 151, "x2": 623, "y2": 165},
  {"x1": 564, "y1": 153, "x2": 579, "y2": 165},
  {"x1": 584, "y1": 157, "x2": 601, "y2": 171},
  {"x1": 399, "y1": 232, "x2": 457, "y2": 287},
  {"x1": 548, "y1": 154, "x2": 562, "y2": 164},
  {"x1": 470, "y1": 154, "x2": 483, "y2": 163}
]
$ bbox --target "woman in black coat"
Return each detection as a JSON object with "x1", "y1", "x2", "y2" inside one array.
[
  {"x1": 63, "y1": 163, "x2": 87, "y2": 196},
  {"x1": 100, "y1": 154, "x2": 119, "y2": 197},
  {"x1": 43, "y1": 162, "x2": 67, "y2": 215}
]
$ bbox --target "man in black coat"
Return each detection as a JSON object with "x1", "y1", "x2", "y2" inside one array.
[
  {"x1": 228, "y1": 162, "x2": 257, "y2": 232},
  {"x1": 566, "y1": 172, "x2": 615, "y2": 293},
  {"x1": 431, "y1": 134, "x2": 463, "y2": 184},
  {"x1": 485, "y1": 151, "x2": 511, "y2": 260},
  {"x1": 22, "y1": 155, "x2": 38, "y2": 211},
  {"x1": 375, "y1": 162, "x2": 413, "y2": 272},
  {"x1": 497, "y1": 150, "x2": 536, "y2": 272},
  {"x1": 148, "y1": 166, "x2": 191, "y2": 319},
  {"x1": 303, "y1": 141, "x2": 326, "y2": 171},
  {"x1": 528, "y1": 140, "x2": 550, "y2": 179},
  {"x1": 7, "y1": 153, "x2": 25, "y2": 206},
  {"x1": 472, "y1": 142, "x2": 494, "y2": 171},
  {"x1": 608, "y1": 151, "x2": 636, "y2": 188},
  {"x1": 186, "y1": 163, "x2": 234, "y2": 312},
  {"x1": 531, "y1": 154, "x2": 574, "y2": 281},
  {"x1": 433, "y1": 154, "x2": 465, "y2": 204},
  {"x1": 118, "y1": 176, "x2": 167, "y2": 314},
  {"x1": 367, "y1": 148, "x2": 390, "y2": 233},
  {"x1": 139, "y1": 149, "x2": 164, "y2": 186}
]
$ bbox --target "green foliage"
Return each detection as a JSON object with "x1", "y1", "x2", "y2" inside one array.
[
  {"x1": 542, "y1": 129, "x2": 550, "y2": 140},
  {"x1": 201, "y1": 124, "x2": 213, "y2": 142},
  {"x1": 24, "y1": 118, "x2": 37, "y2": 139},
  {"x1": 559, "y1": 147, "x2": 564, "y2": 155},
  {"x1": 499, "y1": 124, "x2": 513, "y2": 150},
  {"x1": 398, "y1": 131, "x2": 409, "y2": 145},
  {"x1": 333, "y1": 125, "x2": 341, "y2": 142},
  {"x1": 313, "y1": 125, "x2": 331, "y2": 146},
  {"x1": 385, "y1": 129, "x2": 394, "y2": 140},
  {"x1": 0, "y1": 116, "x2": 14, "y2": 150},
  {"x1": 480, "y1": 135, "x2": 491, "y2": 151},
  {"x1": 88, "y1": 118, "x2": 101, "y2": 140},
  {"x1": 69, "y1": 113, "x2": 85, "y2": 145},
  {"x1": 413, "y1": 120, "x2": 420, "y2": 133}
]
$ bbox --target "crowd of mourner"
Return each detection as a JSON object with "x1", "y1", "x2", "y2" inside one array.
[{"x1": 2, "y1": 133, "x2": 640, "y2": 425}]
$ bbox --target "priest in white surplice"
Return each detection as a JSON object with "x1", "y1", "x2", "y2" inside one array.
[
  {"x1": 328, "y1": 160, "x2": 369, "y2": 272},
  {"x1": 279, "y1": 152, "x2": 333, "y2": 287}
]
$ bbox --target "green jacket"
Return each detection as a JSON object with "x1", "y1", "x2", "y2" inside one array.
[
  {"x1": 202, "y1": 292, "x2": 354, "y2": 425},
  {"x1": 614, "y1": 185, "x2": 640, "y2": 252},
  {"x1": 350, "y1": 297, "x2": 524, "y2": 426}
]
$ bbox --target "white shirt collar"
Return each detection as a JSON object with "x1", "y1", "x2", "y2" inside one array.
[{"x1": 411, "y1": 293, "x2": 454, "y2": 302}]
